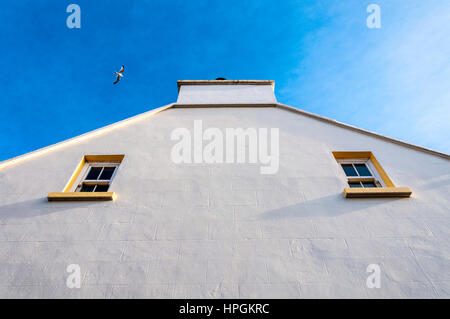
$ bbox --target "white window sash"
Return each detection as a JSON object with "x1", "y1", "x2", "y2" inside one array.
[
  {"x1": 72, "y1": 162, "x2": 120, "y2": 192},
  {"x1": 337, "y1": 159, "x2": 386, "y2": 187}
]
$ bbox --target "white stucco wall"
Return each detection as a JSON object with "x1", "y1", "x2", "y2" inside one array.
[
  {"x1": 177, "y1": 84, "x2": 277, "y2": 104},
  {"x1": 0, "y1": 106, "x2": 449, "y2": 298}
]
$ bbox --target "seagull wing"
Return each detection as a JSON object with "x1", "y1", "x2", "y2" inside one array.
[
  {"x1": 119, "y1": 65, "x2": 124, "y2": 73},
  {"x1": 113, "y1": 75, "x2": 121, "y2": 84}
]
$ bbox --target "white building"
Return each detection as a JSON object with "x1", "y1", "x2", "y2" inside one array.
[{"x1": 0, "y1": 79, "x2": 449, "y2": 298}]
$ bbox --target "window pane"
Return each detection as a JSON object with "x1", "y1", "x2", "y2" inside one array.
[
  {"x1": 362, "y1": 181, "x2": 377, "y2": 188},
  {"x1": 99, "y1": 167, "x2": 115, "y2": 180},
  {"x1": 341, "y1": 164, "x2": 358, "y2": 176},
  {"x1": 85, "y1": 167, "x2": 102, "y2": 180},
  {"x1": 94, "y1": 184, "x2": 109, "y2": 192},
  {"x1": 354, "y1": 164, "x2": 372, "y2": 176},
  {"x1": 80, "y1": 184, "x2": 95, "y2": 192},
  {"x1": 348, "y1": 182, "x2": 362, "y2": 188}
]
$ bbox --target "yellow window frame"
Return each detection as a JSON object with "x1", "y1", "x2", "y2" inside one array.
[
  {"x1": 47, "y1": 154, "x2": 124, "y2": 201},
  {"x1": 332, "y1": 151, "x2": 412, "y2": 198}
]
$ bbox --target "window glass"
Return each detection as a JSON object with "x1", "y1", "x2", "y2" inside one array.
[
  {"x1": 348, "y1": 182, "x2": 362, "y2": 188},
  {"x1": 99, "y1": 167, "x2": 115, "y2": 180},
  {"x1": 341, "y1": 164, "x2": 358, "y2": 176},
  {"x1": 354, "y1": 164, "x2": 372, "y2": 177},
  {"x1": 94, "y1": 184, "x2": 109, "y2": 192},
  {"x1": 86, "y1": 167, "x2": 102, "y2": 180},
  {"x1": 80, "y1": 184, "x2": 95, "y2": 192},
  {"x1": 72, "y1": 157, "x2": 122, "y2": 193},
  {"x1": 362, "y1": 181, "x2": 377, "y2": 188}
]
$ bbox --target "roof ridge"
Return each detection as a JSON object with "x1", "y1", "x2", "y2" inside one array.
[
  {"x1": 0, "y1": 103, "x2": 174, "y2": 169},
  {"x1": 1, "y1": 101, "x2": 447, "y2": 169},
  {"x1": 276, "y1": 102, "x2": 450, "y2": 159}
]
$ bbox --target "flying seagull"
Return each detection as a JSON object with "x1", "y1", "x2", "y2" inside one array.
[{"x1": 113, "y1": 65, "x2": 124, "y2": 84}]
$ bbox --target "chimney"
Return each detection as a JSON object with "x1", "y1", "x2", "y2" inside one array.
[{"x1": 176, "y1": 79, "x2": 276, "y2": 105}]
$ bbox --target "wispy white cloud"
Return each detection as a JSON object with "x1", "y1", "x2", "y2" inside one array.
[{"x1": 279, "y1": 0, "x2": 450, "y2": 153}]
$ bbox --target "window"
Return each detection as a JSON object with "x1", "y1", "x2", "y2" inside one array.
[
  {"x1": 332, "y1": 151, "x2": 412, "y2": 198},
  {"x1": 47, "y1": 154, "x2": 124, "y2": 201},
  {"x1": 339, "y1": 161, "x2": 383, "y2": 188},
  {"x1": 75, "y1": 164, "x2": 119, "y2": 192}
]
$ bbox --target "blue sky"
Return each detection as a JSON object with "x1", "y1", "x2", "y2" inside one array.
[{"x1": 0, "y1": 0, "x2": 449, "y2": 161}]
